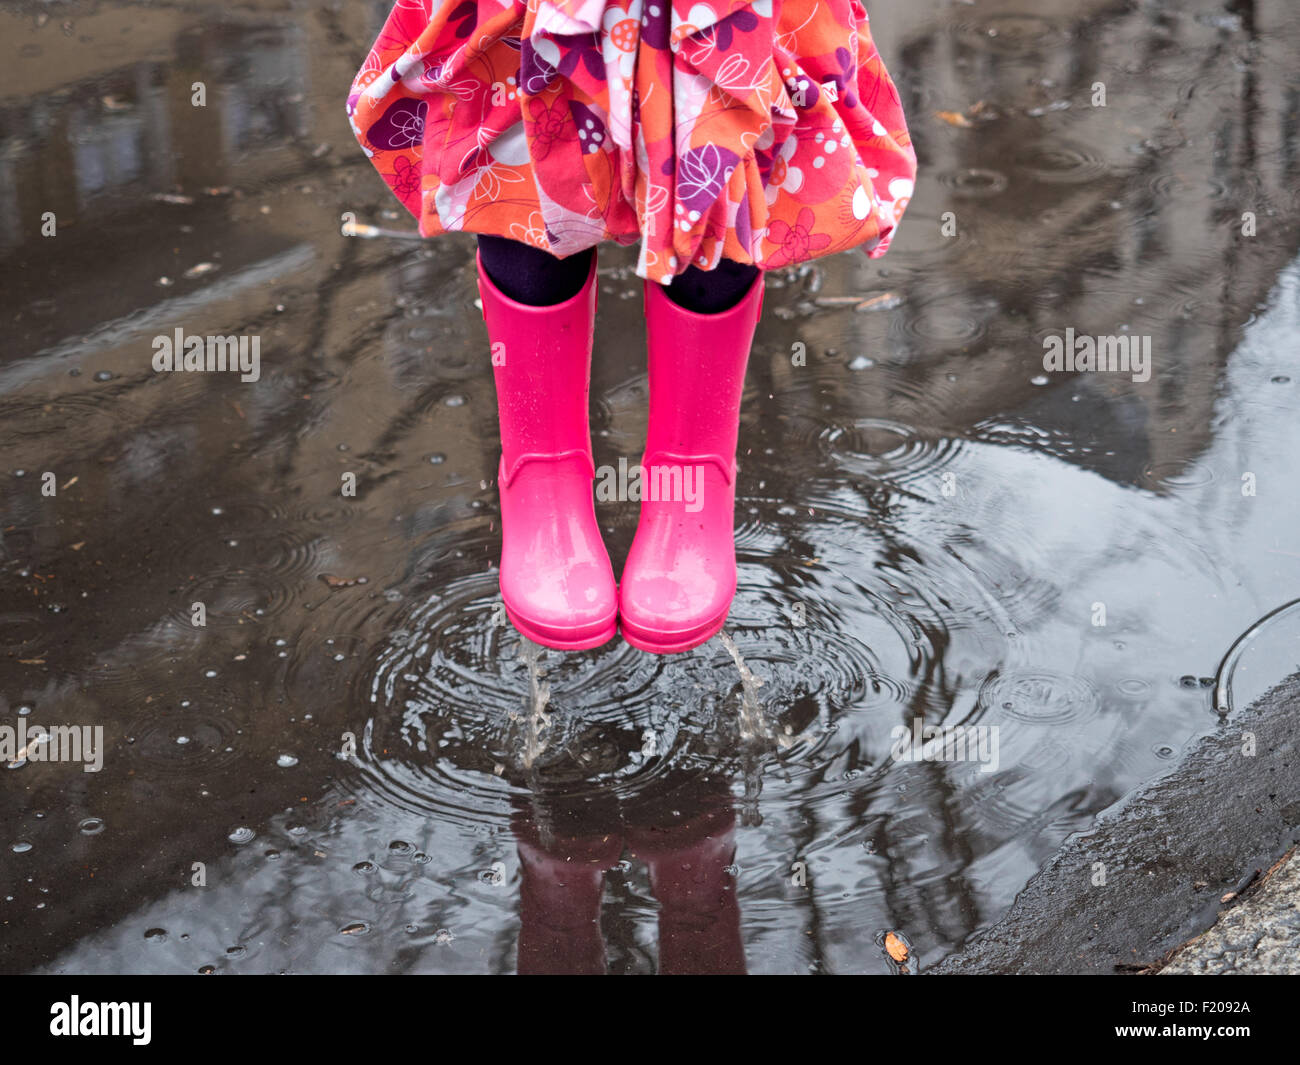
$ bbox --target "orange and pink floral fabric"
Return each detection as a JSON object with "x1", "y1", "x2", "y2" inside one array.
[{"x1": 347, "y1": 0, "x2": 916, "y2": 282}]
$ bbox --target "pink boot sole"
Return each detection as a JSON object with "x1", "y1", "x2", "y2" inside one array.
[
  {"x1": 505, "y1": 605, "x2": 617, "y2": 651},
  {"x1": 619, "y1": 603, "x2": 731, "y2": 654}
]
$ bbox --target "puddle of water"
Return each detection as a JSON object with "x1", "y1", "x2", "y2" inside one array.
[{"x1": 3, "y1": 0, "x2": 1300, "y2": 974}]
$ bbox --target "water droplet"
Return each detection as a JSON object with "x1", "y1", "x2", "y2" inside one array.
[
  {"x1": 352, "y1": 860, "x2": 376, "y2": 875},
  {"x1": 388, "y1": 840, "x2": 413, "y2": 855},
  {"x1": 144, "y1": 928, "x2": 168, "y2": 943},
  {"x1": 78, "y1": 817, "x2": 105, "y2": 835},
  {"x1": 93, "y1": 370, "x2": 113, "y2": 382},
  {"x1": 11, "y1": 841, "x2": 33, "y2": 854},
  {"x1": 198, "y1": 965, "x2": 216, "y2": 975},
  {"x1": 227, "y1": 826, "x2": 255, "y2": 845},
  {"x1": 275, "y1": 753, "x2": 298, "y2": 768},
  {"x1": 1270, "y1": 375, "x2": 1290, "y2": 384},
  {"x1": 848, "y1": 355, "x2": 874, "y2": 371},
  {"x1": 1030, "y1": 374, "x2": 1049, "y2": 386},
  {"x1": 1178, "y1": 675, "x2": 1199, "y2": 689}
]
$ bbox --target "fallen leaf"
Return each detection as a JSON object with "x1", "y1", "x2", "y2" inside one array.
[
  {"x1": 884, "y1": 931, "x2": 910, "y2": 963},
  {"x1": 935, "y1": 109, "x2": 973, "y2": 128},
  {"x1": 319, "y1": 573, "x2": 369, "y2": 588}
]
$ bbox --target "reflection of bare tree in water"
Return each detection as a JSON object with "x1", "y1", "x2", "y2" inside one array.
[{"x1": 744, "y1": 0, "x2": 1296, "y2": 965}]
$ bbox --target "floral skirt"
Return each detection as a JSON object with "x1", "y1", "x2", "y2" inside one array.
[{"x1": 346, "y1": 0, "x2": 917, "y2": 282}]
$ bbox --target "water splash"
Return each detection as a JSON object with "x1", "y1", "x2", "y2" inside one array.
[
  {"x1": 717, "y1": 630, "x2": 773, "y2": 744},
  {"x1": 516, "y1": 637, "x2": 553, "y2": 768}
]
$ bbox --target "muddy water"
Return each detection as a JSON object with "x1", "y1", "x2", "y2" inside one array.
[{"x1": 2, "y1": 0, "x2": 1299, "y2": 974}]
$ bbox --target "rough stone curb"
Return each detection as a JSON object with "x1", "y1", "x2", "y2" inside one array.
[{"x1": 932, "y1": 673, "x2": 1300, "y2": 974}]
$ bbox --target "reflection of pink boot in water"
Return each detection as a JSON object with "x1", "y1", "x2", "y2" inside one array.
[
  {"x1": 477, "y1": 252, "x2": 618, "y2": 650},
  {"x1": 619, "y1": 276, "x2": 765, "y2": 653},
  {"x1": 516, "y1": 831, "x2": 623, "y2": 975},
  {"x1": 628, "y1": 806, "x2": 746, "y2": 975},
  {"x1": 515, "y1": 798, "x2": 744, "y2": 974}
]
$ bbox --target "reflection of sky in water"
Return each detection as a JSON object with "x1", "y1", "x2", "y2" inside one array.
[
  {"x1": 70, "y1": 109, "x2": 148, "y2": 205},
  {"x1": 216, "y1": 26, "x2": 310, "y2": 153}
]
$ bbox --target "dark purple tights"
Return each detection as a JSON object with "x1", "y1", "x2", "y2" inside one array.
[{"x1": 477, "y1": 234, "x2": 760, "y2": 314}]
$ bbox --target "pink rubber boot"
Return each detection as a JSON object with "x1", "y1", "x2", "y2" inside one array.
[
  {"x1": 618, "y1": 274, "x2": 764, "y2": 653},
  {"x1": 477, "y1": 251, "x2": 617, "y2": 650}
]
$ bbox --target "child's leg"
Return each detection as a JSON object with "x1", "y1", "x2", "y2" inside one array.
[
  {"x1": 477, "y1": 234, "x2": 594, "y2": 306},
  {"x1": 475, "y1": 237, "x2": 617, "y2": 650},
  {"x1": 663, "y1": 259, "x2": 762, "y2": 315}
]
